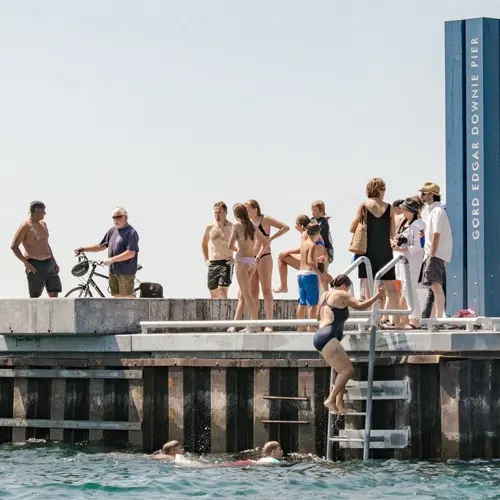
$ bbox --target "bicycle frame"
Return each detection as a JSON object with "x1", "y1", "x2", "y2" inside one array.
[
  {"x1": 69, "y1": 253, "x2": 142, "y2": 297},
  {"x1": 82, "y1": 262, "x2": 109, "y2": 297}
]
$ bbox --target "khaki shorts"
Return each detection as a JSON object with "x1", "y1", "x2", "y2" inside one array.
[{"x1": 109, "y1": 273, "x2": 135, "y2": 296}]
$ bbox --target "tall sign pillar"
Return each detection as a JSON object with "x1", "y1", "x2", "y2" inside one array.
[{"x1": 445, "y1": 18, "x2": 500, "y2": 316}]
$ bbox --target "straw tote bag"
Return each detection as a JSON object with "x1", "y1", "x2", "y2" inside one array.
[{"x1": 349, "y1": 205, "x2": 367, "y2": 255}]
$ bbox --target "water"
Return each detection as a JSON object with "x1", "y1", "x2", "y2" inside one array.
[{"x1": 0, "y1": 442, "x2": 499, "y2": 499}]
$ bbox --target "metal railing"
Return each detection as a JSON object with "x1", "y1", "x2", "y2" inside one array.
[
  {"x1": 363, "y1": 254, "x2": 414, "y2": 460},
  {"x1": 140, "y1": 318, "x2": 371, "y2": 333},
  {"x1": 140, "y1": 256, "x2": 376, "y2": 333}
]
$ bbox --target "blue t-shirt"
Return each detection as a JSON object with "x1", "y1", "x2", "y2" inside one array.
[{"x1": 100, "y1": 225, "x2": 140, "y2": 275}]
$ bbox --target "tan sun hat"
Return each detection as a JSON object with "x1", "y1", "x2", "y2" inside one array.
[{"x1": 419, "y1": 182, "x2": 441, "y2": 197}]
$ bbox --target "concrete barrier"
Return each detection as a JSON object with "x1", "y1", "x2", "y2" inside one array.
[{"x1": 0, "y1": 298, "x2": 298, "y2": 335}]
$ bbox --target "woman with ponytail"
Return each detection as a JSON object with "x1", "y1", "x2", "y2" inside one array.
[
  {"x1": 314, "y1": 275, "x2": 382, "y2": 414},
  {"x1": 228, "y1": 203, "x2": 269, "y2": 330}
]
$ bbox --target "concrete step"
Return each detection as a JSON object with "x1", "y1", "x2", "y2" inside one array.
[
  {"x1": 330, "y1": 428, "x2": 410, "y2": 449},
  {"x1": 344, "y1": 380, "x2": 408, "y2": 401}
]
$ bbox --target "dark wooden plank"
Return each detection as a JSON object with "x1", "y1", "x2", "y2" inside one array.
[{"x1": 183, "y1": 367, "x2": 211, "y2": 453}]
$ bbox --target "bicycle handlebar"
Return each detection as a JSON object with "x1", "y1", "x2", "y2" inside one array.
[
  {"x1": 75, "y1": 251, "x2": 141, "y2": 271},
  {"x1": 76, "y1": 252, "x2": 104, "y2": 267}
]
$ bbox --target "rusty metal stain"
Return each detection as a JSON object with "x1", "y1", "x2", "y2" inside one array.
[{"x1": 168, "y1": 407, "x2": 175, "y2": 422}]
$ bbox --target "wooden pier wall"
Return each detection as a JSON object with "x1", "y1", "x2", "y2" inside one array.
[{"x1": 0, "y1": 359, "x2": 496, "y2": 461}]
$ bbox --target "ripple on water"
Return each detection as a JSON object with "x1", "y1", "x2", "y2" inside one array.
[{"x1": 1, "y1": 444, "x2": 500, "y2": 499}]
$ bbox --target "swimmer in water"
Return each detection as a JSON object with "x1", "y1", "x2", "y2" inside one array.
[
  {"x1": 150, "y1": 440, "x2": 184, "y2": 460},
  {"x1": 255, "y1": 441, "x2": 283, "y2": 465},
  {"x1": 314, "y1": 275, "x2": 382, "y2": 414}
]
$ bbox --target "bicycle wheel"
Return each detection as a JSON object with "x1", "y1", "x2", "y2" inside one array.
[{"x1": 64, "y1": 286, "x2": 93, "y2": 298}]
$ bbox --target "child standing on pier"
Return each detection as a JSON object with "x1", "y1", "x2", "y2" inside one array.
[{"x1": 297, "y1": 224, "x2": 329, "y2": 331}]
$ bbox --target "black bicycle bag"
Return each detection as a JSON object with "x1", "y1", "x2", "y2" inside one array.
[{"x1": 139, "y1": 282, "x2": 164, "y2": 298}]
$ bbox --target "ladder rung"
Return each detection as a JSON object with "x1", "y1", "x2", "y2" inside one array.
[
  {"x1": 333, "y1": 429, "x2": 410, "y2": 449},
  {"x1": 263, "y1": 396, "x2": 309, "y2": 401},
  {"x1": 261, "y1": 420, "x2": 309, "y2": 424},
  {"x1": 343, "y1": 380, "x2": 408, "y2": 401},
  {"x1": 329, "y1": 436, "x2": 384, "y2": 443},
  {"x1": 330, "y1": 411, "x2": 366, "y2": 416}
]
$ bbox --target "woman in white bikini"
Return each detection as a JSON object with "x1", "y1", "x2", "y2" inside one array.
[
  {"x1": 228, "y1": 203, "x2": 269, "y2": 329},
  {"x1": 244, "y1": 199, "x2": 290, "y2": 332}
]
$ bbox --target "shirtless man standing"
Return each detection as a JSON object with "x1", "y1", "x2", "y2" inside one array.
[
  {"x1": 202, "y1": 201, "x2": 235, "y2": 299},
  {"x1": 11, "y1": 201, "x2": 62, "y2": 298}
]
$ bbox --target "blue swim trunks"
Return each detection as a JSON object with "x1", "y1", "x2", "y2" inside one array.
[{"x1": 297, "y1": 272, "x2": 319, "y2": 306}]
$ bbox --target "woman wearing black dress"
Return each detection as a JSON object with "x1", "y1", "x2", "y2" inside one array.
[{"x1": 350, "y1": 178, "x2": 400, "y2": 327}]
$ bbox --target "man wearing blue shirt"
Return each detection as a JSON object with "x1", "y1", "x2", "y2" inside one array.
[{"x1": 75, "y1": 206, "x2": 140, "y2": 297}]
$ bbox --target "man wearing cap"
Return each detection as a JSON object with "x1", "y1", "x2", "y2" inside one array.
[
  {"x1": 75, "y1": 206, "x2": 139, "y2": 298},
  {"x1": 419, "y1": 183, "x2": 452, "y2": 319},
  {"x1": 11, "y1": 201, "x2": 62, "y2": 298}
]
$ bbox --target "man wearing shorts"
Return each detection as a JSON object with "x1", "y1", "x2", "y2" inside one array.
[
  {"x1": 202, "y1": 201, "x2": 234, "y2": 298},
  {"x1": 75, "y1": 206, "x2": 139, "y2": 298},
  {"x1": 419, "y1": 182, "x2": 452, "y2": 319},
  {"x1": 297, "y1": 224, "x2": 326, "y2": 331},
  {"x1": 11, "y1": 201, "x2": 62, "y2": 298}
]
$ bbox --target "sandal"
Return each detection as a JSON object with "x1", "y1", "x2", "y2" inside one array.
[
  {"x1": 379, "y1": 322, "x2": 395, "y2": 330},
  {"x1": 404, "y1": 323, "x2": 420, "y2": 330}
]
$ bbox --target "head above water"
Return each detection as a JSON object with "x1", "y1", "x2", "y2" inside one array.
[
  {"x1": 244, "y1": 199, "x2": 262, "y2": 218},
  {"x1": 162, "y1": 440, "x2": 184, "y2": 456},
  {"x1": 213, "y1": 201, "x2": 228, "y2": 222},
  {"x1": 311, "y1": 200, "x2": 326, "y2": 218},
  {"x1": 263, "y1": 441, "x2": 283, "y2": 459},
  {"x1": 112, "y1": 206, "x2": 128, "y2": 228},
  {"x1": 330, "y1": 274, "x2": 352, "y2": 291},
  {"x1": 233, "y1": 203, "x2": 255, "y2": 240},
  {"x1": 295, "y1": 214, "x2": 311, "y2": 232},
  {"x1": 366, "y1": 178, "x2": 386, "y2": 199},
  {"x1": 29, "y1": 200, "x2": 46, "y2": 222}
]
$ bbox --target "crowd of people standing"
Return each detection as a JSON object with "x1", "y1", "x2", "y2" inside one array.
[{"x1": 202, "y1": 178, "x2": 452, "y2": 332}]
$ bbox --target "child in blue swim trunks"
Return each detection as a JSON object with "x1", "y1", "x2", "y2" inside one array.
[{"x1": 297, "y1": 224, "x2": 327, "y2": 331}]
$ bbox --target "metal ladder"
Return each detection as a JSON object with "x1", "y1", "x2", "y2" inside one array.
[{"x1": 326, "y1": 255, "x2": 415, "y2": 460}]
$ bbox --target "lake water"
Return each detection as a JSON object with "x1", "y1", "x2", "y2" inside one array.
[{"x1": 0, "y1": 442, "x2": 498, "y2": 499}]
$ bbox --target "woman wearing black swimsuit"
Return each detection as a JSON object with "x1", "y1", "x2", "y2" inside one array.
[{"x1": 314, "y1": 275, "x2": 382, "y2": 414}]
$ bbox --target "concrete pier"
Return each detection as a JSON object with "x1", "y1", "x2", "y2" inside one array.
[{"x1": 0, "y1": 298, "x2": 498, "y2": 460}]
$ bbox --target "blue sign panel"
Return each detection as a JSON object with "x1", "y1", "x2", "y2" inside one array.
[
  {"x1": 444, "y1": 20, "x2": 466, "y2": 315},
  {"x1": 445, "y1": 17, "x2": 500, "y2": 316}
]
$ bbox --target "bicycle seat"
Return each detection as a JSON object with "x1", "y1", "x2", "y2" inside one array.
[{"x1": 137, "y1": 265, "x2": 143, "y2": 271}]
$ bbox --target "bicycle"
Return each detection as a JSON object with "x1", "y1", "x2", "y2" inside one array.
[{"x1": 65, "y1": 252, "x2": 143, "y2": 298}]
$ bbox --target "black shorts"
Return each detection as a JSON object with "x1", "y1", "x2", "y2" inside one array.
[
  {"x1": 27, "y1": 258, "x2": 62, "y2": 298},
  {"x1": 422, "y1": 256, "x2": 446, "y2": 286},
  {"x1": 207, "y1": 260, "x2": 233, "y2": 290}
]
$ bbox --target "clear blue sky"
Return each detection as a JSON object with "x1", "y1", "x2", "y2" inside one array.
[{"x1": 0, "y1": 1, "x2": 497, "y2": 299}]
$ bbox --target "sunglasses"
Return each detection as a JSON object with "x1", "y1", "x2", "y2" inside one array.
[{"x1": 112, "y1": 215, "x2": 125, "y2": 220}]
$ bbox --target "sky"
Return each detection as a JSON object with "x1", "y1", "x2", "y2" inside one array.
[{"x1": 0, "y1": 0, "x2": 497, "y2": 299}]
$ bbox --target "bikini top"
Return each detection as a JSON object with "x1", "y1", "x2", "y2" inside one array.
[{"x1": 258, "y1": 216, "x2": 270, "y2": 237}]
